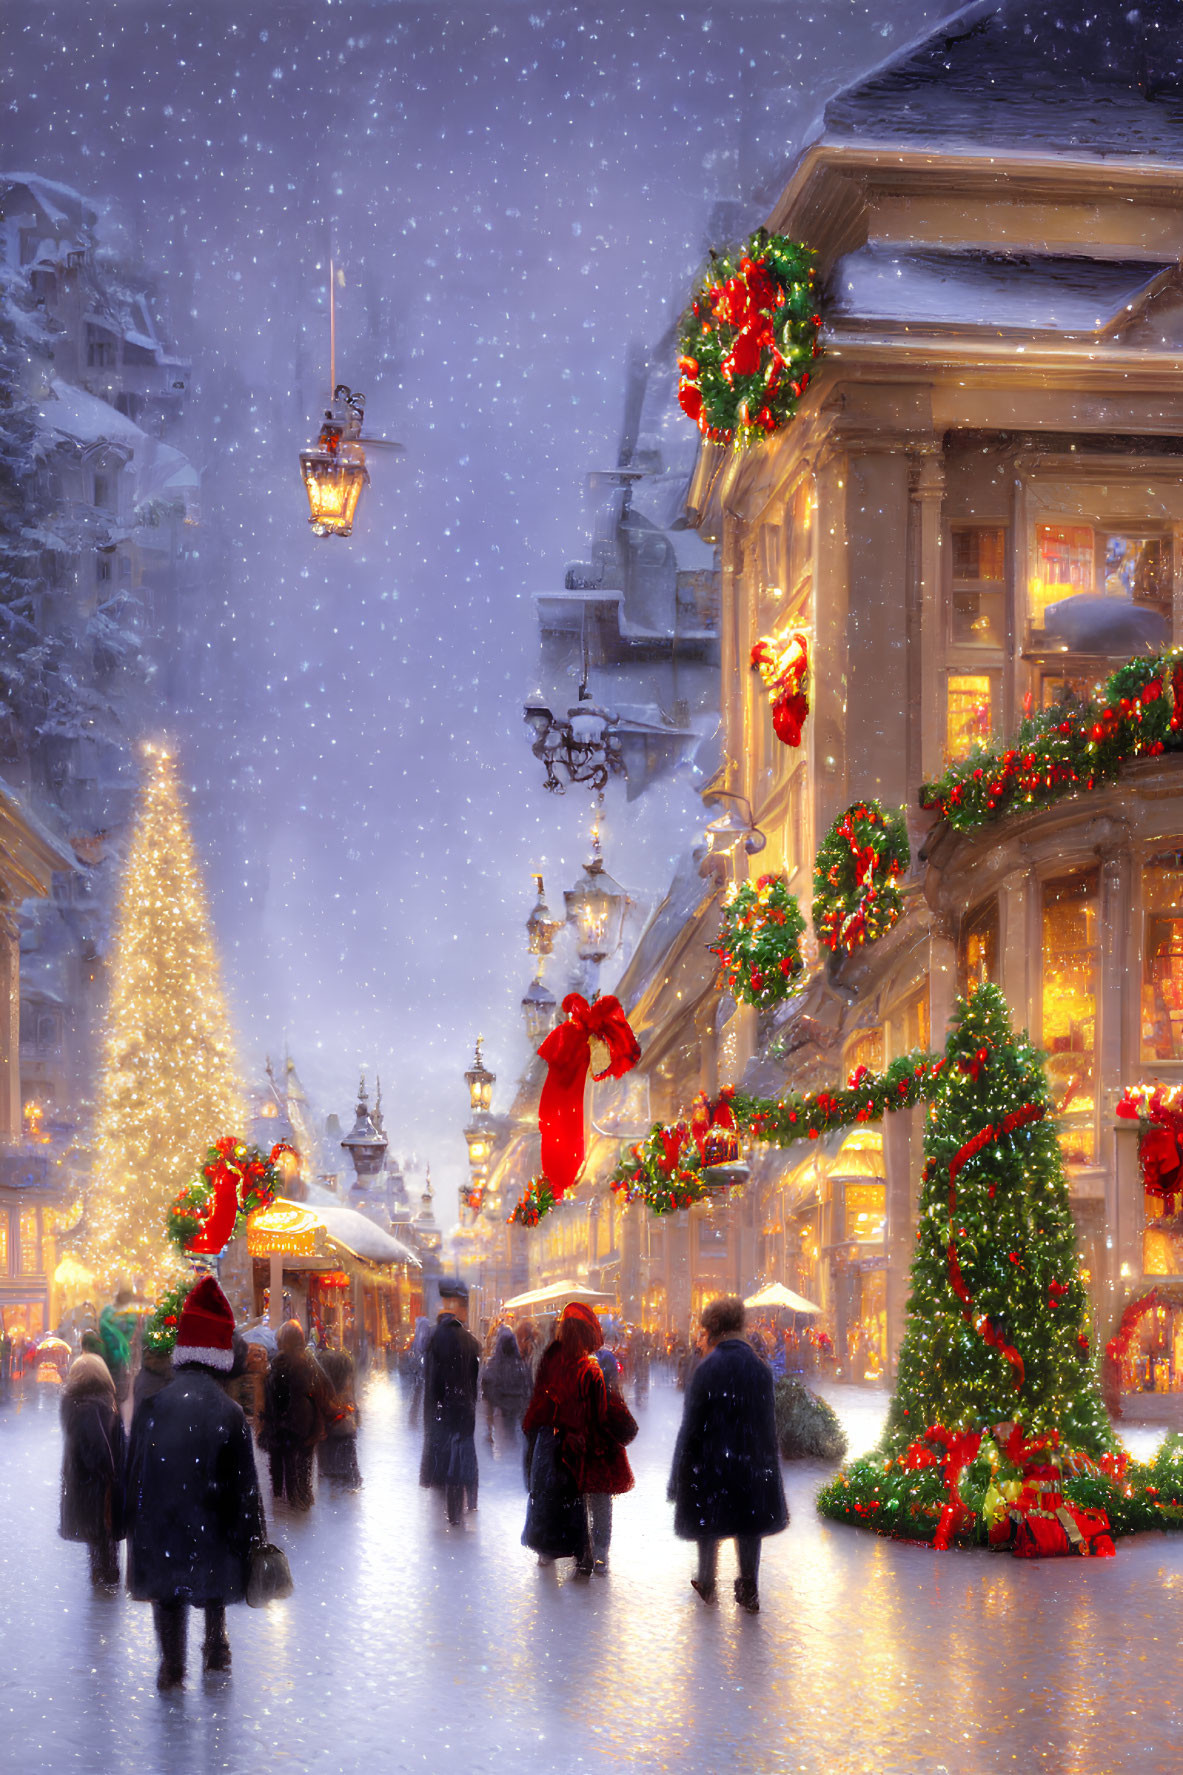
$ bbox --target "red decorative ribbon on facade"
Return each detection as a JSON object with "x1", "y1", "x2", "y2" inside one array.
[
  {"x1": 537, "y1": 994, "x2": 641, "y2": 1202},
  {"x1": 945, "y1": 1100, "x2": 1047, "y2": 1390}
]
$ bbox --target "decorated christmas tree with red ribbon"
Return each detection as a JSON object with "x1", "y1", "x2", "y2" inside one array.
[{"x1": 819, "y1": 983, "x2": 1125, "y2": 1554}]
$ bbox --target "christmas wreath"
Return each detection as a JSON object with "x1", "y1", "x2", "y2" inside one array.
[
  {"x1": 166, "y1": 1137, "x2": 295, "y2": 1258},
  {"x1": 813, "y1": 801, "x2": 910, "y2": 955},
  {"x1": 712, "y1": 873, "x2": 806, "y2": 1008},
  {"x1": 677, "y1": 229, "x2": 821, "y2": 447},
  {"x1": 751, "y1": 631, "x2": 810, "y2": 748}
]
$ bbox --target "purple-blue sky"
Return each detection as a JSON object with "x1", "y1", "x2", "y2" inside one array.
[{"x1": 5, "y1": 0, "x2": 950, "y2": 1203}]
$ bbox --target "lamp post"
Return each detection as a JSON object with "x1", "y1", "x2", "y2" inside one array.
[
  {"x1": 523, "y1": 683, "x2": 624, "y2": 793},
  {"x1": 340, "y1": 1075, "x2": 388, "y2": 1202},
  {"x1": 300, "y1": 385, "x2": 371, "y2": 538},
  {"x1": 462, "y1": 1040, "x2": 496, "y2": 1219}
]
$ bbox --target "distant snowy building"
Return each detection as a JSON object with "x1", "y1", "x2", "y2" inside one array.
[{"x1": 0, "y1": 172, "x2": 198, "y2": 1140}]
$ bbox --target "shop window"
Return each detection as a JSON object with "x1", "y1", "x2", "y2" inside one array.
[
  {"x1": 1030, "y1": 523, "x2": 1093, "y2": 626},
  {"x1": 19, "y1": 1208, "x2": 39, "y2": 1276},
  {"x1": 1042, "y1": 871, "x2": 1098, "y2": 1165},
  {"x1": 844, "y1": 1182, "x2": 886, "y2": 1243},
  {"x1": 1142, "y1": 852, "x2": 1183, "y2": 1062},
  {"x1": 946, "y1": 673, "x2": 994, "y2": 760},
  {"x1": 844, "y1": 1028, "x2": 884, "y2": 1077},
  {"x1": 1040, "y1": 671, "x2": 1094, "y2": 711},
  {"x1": 960, "y1": 898, "x2": 999, "y2": 994},
  {"x1": 901, "y1": 989, "x2": 930, "y2": 1053},
  {"x1": 0, "y1": 1216, "x2": 7, "y2": 1274},
  {"x1": 950, "y1": 525, "x2": 1006, "y2": 646}
]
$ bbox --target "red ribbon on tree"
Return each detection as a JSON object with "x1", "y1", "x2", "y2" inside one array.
[
  {"x1": 945, "y1": 1099, "x2": 1046, "y2": 1390},
  {"x1": 537, "y1": 994, "x2": 641, "y2": 1202}
]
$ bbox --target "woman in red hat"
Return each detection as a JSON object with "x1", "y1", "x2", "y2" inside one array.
[
  {"x1": 125, "y1": 1275, "x2": 266, "y2": 1689},
  {"x1": 521, "y1": 1302, "x2": 633, "y2": 1576}
]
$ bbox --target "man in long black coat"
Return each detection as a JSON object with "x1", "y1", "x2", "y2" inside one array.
[
  {"x1": 668, "y1": 1294, "x2": 788, "y2": 1613},
  {"x1": 418, "y1": 1279, "x2": 481, "y2": 1525},
  {"x1": 125, "y1": 1277, "x2": 265, "y2": 1688}
]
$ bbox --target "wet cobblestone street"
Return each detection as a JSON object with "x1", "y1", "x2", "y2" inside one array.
[{"x1": 1, "y1": 1374, "x2": 1178, "y2": 1775}]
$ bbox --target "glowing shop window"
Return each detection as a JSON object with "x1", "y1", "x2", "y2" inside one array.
[
  {"x1": 1040, "y1": 672, "x2": 1095, "y2": 712},
  {"x1": 0, "y1": 1217, "x2": 7, "y2": 1273},
  {"x1": 946, "y1": 674, "x2": 993, "y2": 759},
  {"x1": 844, "y1": 1181, "x2": 886, "y2": 1243},
  {"x1": 902, "y1": 989, "x2": 930, "y2": 1053},
  {"x1": 950, "y1": 526, "x2": 1006, "y2": 646},
  {"x1": 18, "y1": 1209, "x2": 38, "y2": 1276},
  {"x1": 1030, "y1": 523, "x2": 1093, "y2": 626},
  {"x1": 960, "y1": 898, "x2": 999, "y2": 994},
  {"x1": 844, "y1": 1028, "x2": 885, "y2": 1077},
  {"x1": 1142, "y1": 852, "x2": 1183, "y2": 1062},
  {"x1": 1042, "y1": 871, "x2": 1098, "y2": 1165},
  {"x1": 1144, "y1": 1193, "x2": 1183, "y2": 1279}
]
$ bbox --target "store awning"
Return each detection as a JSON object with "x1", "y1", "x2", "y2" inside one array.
[
  {"x1": 247, "y1": 1198, "x2": 420, "y2": 1269},
  {"x1": 501, "y1": 1280, "x2": 616, "y2": 1313},
  {"x1": 744, "y1": 1281, "x2": 822, "y2": 1315}
]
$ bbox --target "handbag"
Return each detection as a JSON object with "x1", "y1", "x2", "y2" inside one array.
[{"x1": 246, "y1": 1540, "x2": 294, "y2": 1607}]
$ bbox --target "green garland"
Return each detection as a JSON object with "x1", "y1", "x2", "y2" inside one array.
[
  {"x1": 712, "y1": 872, "x2": 806, "y2": 1008},
  {"x1": 920, "y1": 648, "x2": 1183, "y2": 835},
  {"x1": 677, "y1": 229, "x2": 821, "y2": 447},
  {"x1": 166, "y1": 1178, "x2": 212, "y2": 1253},
  {"x1": 604, "y1": 1052, "x2": 943, "y2": 1218},
  {"x1": 813, "y1": 801, "x2": 910, "y2": 955},
  {"x1": 508, "y1": 1175, "x2": 559, "y2": 1227},
  {"x1": 143, "y1": 1272, "x2": 197, "y2": 1356}
]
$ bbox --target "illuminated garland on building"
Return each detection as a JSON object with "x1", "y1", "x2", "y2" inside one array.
[
  {"x1": 508, "y1": 1175, "x2": 559, "y2": 1227},
  {"x1": 751, "y1": 631, "x2": 810, "y2": 748},
  {"x1": 712, "y1": 872, "x2": 806, "y2": 1008},
  {"x1": 142, "y1": 1273, "x2": 197, "y2": 1356},
  {"x1": 677, "y1": 230, "x2": 821, "y2": 447},
  {"x1": 920, "y1": 649, "x2": 1183, "y2": 835},
  {"x1": 812, "y1": 801, "x2": 910, "y2": 954}
]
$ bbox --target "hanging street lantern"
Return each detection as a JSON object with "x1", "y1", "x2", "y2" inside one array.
[
  {"x1": 564, "y1": 834, "x2": 628, "y2": 965},
  {"x1": 526, "y1": 874, "x2": 563, "y2": 957},
  {"x1": 521, "y1": 974, "x2": 558, "y2": 1048},
  {"x1": 300, "y1": 385, "x2": 370, "y2": 538},
  {"x1": 340, "y1": 1074, "x2": 388, "y2": 1192}
]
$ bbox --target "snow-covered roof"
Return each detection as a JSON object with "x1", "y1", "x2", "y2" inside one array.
[
  {"x1": 314, "y1": 1202, "x2": 421, "y2": 1268},
  {"x1": 38, "y1": 377, "x2": 147, "y2": 452},
  {"x1": 822, "y1": 0, "x2": 1183, "y2": 162},
  {"x1": 830, "y1": 245, "x2": 1167, "y2": 333},
  {"x1": 0, "y1": 173, "x2": 93, "y2": 232}
]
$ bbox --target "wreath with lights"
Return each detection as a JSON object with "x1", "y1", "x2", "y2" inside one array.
[
  {"x1": 712, "y1": 873, "x2": 806, "y2": 1008},
  {"x1": 677, "y1": 230, "x2": 822, "y2": 447},
  {"x1": 608, "y1": 1091, "x2": 745, "y2": 1216},
  {"x1": 752, "y1": 631, "x2": 810, "y2": 748},
  {"x1": 813, "y1": 801, "x2": 910, "y2": 955},
  {"x1": 165, "y1": 1138, "x2": 294, "y2": 1258}
]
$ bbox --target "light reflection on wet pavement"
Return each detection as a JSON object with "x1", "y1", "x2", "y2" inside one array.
[{"x1": 1, "y1": 1374, "x2": 1178, "y2": 1774}]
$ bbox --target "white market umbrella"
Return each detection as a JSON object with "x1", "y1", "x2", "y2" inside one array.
[
  {"x1": 501, "y1": 1280, "x2": 616, "y2": 1313},
  {"x1": 743, "y1": 1281, "x2": 822, "y2": 1315}
]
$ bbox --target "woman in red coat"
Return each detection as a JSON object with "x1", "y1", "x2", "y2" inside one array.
[{"x1": 521, "y1": 1303, "x2": 634, "y2": 1575}]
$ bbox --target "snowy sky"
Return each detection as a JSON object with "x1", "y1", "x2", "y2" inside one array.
[{"x1": 6, "y1": 0, "x2": 950, "y2": 1206}]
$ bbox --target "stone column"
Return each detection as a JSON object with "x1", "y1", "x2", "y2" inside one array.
[
  {"x1": 883, "y1": 1104, "x2": 919, "y2": 1377},
  {"x1": 909, "y1": 446, "x2": 947, "y2": 785},
  {"x1": 812, "y1": 443, "x2": 850, "y2": 833},
  {"x1": 998, "y1": 868, "x2": 1033, "y2": 1028},
  {"x1": 844, "y1": 444, "x2": 913, "y2": 809},
  {"x1": 928, "y1": 911, "x2": 958, "y2": 1053},
  {"x1": 0, "y1": 911, "x2": 20, "y2": 1139}
]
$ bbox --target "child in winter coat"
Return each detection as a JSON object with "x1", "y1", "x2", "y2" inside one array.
[
  {"x1": 59, "y1": 1353, "x2": 126, "y2": 1588},
  {"x1": 586, "y1": 1347, "x2": 638, "y2": 1572}
]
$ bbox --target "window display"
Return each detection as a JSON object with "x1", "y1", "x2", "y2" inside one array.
[
  {"x1": 1041, "y1": 870, "x2": 1098, "y2": 1165},
  {"x1": 946, "y1": 673, "x2": 993, "y2": 759},
  {"x1": 950, "y1": 525, "x2": 1005, "y2": 646},
  {"x1": 1142, "y1": 851, "x2": 1183, "y2": 1063},
  {"x1": 960, "y1": 898, "x2": 998, "y2": 993}
]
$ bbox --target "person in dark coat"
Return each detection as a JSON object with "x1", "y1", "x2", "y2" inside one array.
[
  {"x1": 131, "y1": 1346, "x2": 173, "y2": 1433},
  {"x1": 316, "y1": 1347, "x2": 362, "y2": 1490},
  {"x1": 125, "y1": 1277, "x2": 265, "y2": 1688},
  {"x1": 481, "y1": 1324, "x2": 531, "y2": 1448},
  {"x1": 260, "y1": 1320, "x2": 330, "y2": 1509},
  {"x1": 521, "y1": 1302, "x2": 613, "y2": 1574},
  {"x1": 59, "y1": 1352, "x2": 126, "y2": 1588},
  {"x1": 419, "y1": 1280, "x2": 481, "y2": 1525},
  {"x1": 668, "y1": 1294, "x2": 788, "y2": 1614}
]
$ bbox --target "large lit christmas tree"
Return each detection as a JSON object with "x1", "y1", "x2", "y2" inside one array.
[
  {"x1": 86, "y1": 746, "x2": 244, "y2": 1297},
  {"x1": 819, "y1": 983, "x2": 1125, "y2": 1552}
]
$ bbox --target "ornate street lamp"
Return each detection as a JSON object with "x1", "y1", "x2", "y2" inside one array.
[
  {"x1": 564, "y1": 831, "x2": 628, "y2": 965},
  {"x1": 521, "y1": 975, "x2": 558, "y2": 1048},
  {"x1": 523, "y1": 683, "x2": 623, "y2": 793},
  {"x1": 464, "y1": 1038, "x2": 495, "y2": 1114},
  {"x1": 300, "y1": 385, "x2": 370, "y2": 538},
  {"x1": 340, "y1": 1074, "x2": 388, "y2": 1192},
  {"x1": 526, "y1": 874, "x2": 562, "y2": 957}
]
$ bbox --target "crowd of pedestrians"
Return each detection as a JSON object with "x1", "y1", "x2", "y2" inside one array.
[{"x1": 51, "y1": 1272, "x2": 789, "y2": 1692}]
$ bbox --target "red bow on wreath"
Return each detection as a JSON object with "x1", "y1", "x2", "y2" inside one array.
[
  {"x1": 751, "y1": 632, "x2": 810, "y2": 749},
  {"x1": 537, "y1": 994, "x2": 641, "y2": 1202}
]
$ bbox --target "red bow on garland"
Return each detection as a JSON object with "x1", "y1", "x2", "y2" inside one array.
[
  {"x1": 537, "y1": 994, "x2": 641, "y2": 1202},
  {"x1": 751, "y1": 632, "x2": 810, "y2": 749}
]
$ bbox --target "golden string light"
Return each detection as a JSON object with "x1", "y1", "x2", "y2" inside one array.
[{"x1": 85, "y1": 745, "x2": 245, "y2": 1298}]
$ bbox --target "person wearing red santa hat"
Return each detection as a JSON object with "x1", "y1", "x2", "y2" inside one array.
[{"x1": 125, "y1": 1275, "x2": 267, "y2": 1689}]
